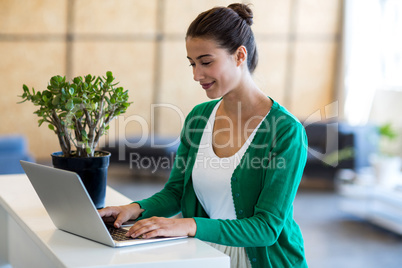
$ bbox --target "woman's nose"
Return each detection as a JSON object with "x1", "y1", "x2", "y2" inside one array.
[{"x1": 193, "y1": 66, "x2": 204, "y2": 82}]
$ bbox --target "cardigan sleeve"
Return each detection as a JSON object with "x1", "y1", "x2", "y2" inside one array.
[{"x1": 194, "y1": 122, "x2": 308, "y2": 247}]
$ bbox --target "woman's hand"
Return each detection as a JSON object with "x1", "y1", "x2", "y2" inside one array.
[
  {"x1": 126, "y1": 217, "x2": 197, "y2": 239},
  {"x1": 98, "y1": 203, "x2": 144, "y2": 228}
]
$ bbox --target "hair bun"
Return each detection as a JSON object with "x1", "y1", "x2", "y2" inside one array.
[{"x1": 228, "y1": 3, "x2": 253, "y2": 26}]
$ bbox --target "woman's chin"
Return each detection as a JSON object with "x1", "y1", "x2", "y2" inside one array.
[
  {"x1": 205, "y1": 91, "x2": 222, "y2": 100},
  {"x1": 204, "y1": 88, "x2": 224, "y2": 99}
]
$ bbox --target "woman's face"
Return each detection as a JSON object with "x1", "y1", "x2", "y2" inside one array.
[{"x1": 186, "y1": 37, "x2": 242, "y2": 99}]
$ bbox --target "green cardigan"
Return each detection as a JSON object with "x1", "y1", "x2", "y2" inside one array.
[{"x1": 137, "y1": 98, "x2": 308, "y2": 268}]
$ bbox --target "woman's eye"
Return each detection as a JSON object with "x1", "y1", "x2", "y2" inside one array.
[{"x1": 188, "y1": 61, "x2": 211, "y2": 67}]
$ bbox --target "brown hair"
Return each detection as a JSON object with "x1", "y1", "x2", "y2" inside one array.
[{"x1": 186, "y1": 3, "x2": 258, "y2": 73}]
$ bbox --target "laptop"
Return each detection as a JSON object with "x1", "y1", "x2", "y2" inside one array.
[{"x1": 20, "y1": 160, "x2": 186, "y2": 247}]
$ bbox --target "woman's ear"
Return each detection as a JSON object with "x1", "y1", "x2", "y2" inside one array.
[{"x1": 235, "y1": 46, "x2": 247, "y2": 67}]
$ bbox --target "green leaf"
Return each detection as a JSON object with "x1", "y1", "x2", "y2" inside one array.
[
  {"x1": 38, "y1": 119, "x2": 45, "y2": 127},
  {"x1": 73, "y1": 97, "x2": 82, "y2": 104},
  {"x1": 61, "y1": 88, "x2": 67, "y2": 97},
  {"x1": 86, "y1": 147, "x2": 92, "y2": 154},
  {"x1": 59, "y1": 112, "x2": 67, "y2": 118},
  {"x1": 73, "y1": 76, "x2": 82, "y2": 84},
  {"x1": 69, "y1": 87, "x2": 74, "y2": 95},
  {"x1": 48, "y1": 124, "x2": 55, "y2": 130},
  {"x1": 17, "y1": 98, "x2": 28, "y2": 104},
  {"x1": 65, "y1": 99, "x2": 74, "y2": 110},
  {"x1": 75, "y1": 110, "x2": 83, "y2": 118},
  {"x1": 52, "y1": 95, "x2": 61, "y2": 105},
  {"x1": 34, "y1": 92, "x2": 42, "y2": 102},
  {"x1": 81, "y1": 129, "x2": 88, "y2": 139},
  {"x1": 106, "y1": 71, "x2": 114, "y2": 83}
]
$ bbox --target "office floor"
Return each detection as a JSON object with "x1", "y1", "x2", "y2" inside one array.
[{"x1": 106, "y1": 165, "x2": 402, "y2": 268}]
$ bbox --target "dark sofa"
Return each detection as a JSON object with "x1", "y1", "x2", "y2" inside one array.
[
  {"x1": 303, "y1": 121, "x2": 378, "y2": 180},
  {"x1": 102, "y1": 135, "x2": 180, "y2": 176}
]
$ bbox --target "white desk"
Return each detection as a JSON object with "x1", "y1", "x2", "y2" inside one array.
[
  {"x1": 0, "y1": 174, "x2": 229, "y2": 268},
  {"x1": 338, "y1": 179, "x2": 402, "y2": 235}
]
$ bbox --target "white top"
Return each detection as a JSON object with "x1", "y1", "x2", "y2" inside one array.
[{"x1": 192, "y1": 100, "x2": 268, "y2": 220}]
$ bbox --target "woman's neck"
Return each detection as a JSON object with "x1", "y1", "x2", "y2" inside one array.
[{"x1": 219, "y1": 77, "x2": 268, "y2": 119}]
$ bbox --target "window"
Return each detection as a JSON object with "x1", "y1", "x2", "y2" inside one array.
[{"x1": 379, "y1": 0, "x2": 402, "y2": 90}]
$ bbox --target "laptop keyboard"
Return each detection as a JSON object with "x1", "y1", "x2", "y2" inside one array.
[{"x1": 107, "y1": 226, "x2": 136, "y2": 241}]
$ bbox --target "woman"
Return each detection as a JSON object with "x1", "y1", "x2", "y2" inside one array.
[{"x1": 99, "y1": 3, "x2": 308, "y2": 267}]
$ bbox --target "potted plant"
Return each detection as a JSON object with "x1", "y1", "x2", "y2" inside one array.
[{"x1": 19, "y1": 71, "x2": 132, "y2": 208}]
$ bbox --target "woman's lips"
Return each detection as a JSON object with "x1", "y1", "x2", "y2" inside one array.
[{"x1": 201, "y1": 82, "x2": 214, "y2": 90}]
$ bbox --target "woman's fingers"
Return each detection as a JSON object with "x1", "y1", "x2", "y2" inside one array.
[
  {"x1": 98, "y1": 204, "x2": 136, "y2": 228},
  {"x1": 126, "y1": 217, "x2": 196, "y2": 239},
  {"x1": 98, "y1": 206, "x2": 120, "y2": 221},
  {"x1": 127, "y1": 216, "x2": 161, "y2": 238}
]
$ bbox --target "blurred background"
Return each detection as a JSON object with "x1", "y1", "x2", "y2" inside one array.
[
  {"x1": 1, "y1": 0, "x2": 402, "y2": 267},
  {"x1": 0, "y1": 0, "x2": 345, "y2": 158}
]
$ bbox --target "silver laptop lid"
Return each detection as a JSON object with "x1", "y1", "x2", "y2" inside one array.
[{"x1": 20, "y1": 160, "x2": 115, "y2": 246}]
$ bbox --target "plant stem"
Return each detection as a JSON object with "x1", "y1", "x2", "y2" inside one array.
[{"x1": 51, "y1": 110, "x2": 70, "y2": 157}]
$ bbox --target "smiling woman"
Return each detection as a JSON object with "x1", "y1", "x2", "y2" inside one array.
[
  {"x1": 186, "y1": 37, "x2": 244, "y2": 99},
  {"x1": 99, "y1": 3, "x2": 308, "y2": 268}
]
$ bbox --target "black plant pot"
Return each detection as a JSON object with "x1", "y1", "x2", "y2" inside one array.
[{"x1": 51, "y1": 151, "x2": 111, "y2": 209}]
